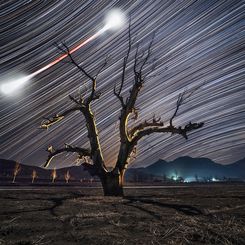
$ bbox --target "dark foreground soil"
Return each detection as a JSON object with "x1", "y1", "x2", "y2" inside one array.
[{"x1": 0, "y1": 184, "x2": 244, "y2": 245}]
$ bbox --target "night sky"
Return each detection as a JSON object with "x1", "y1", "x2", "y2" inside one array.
[{"x1": 0, "y1": 0, "x2": 244, "y2": 169}]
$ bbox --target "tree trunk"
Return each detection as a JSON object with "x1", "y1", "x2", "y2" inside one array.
[{"x1": 100, "y1": 171, "x2": 124, "y2": 196}]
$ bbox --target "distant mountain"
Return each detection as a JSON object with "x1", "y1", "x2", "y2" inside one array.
[
  {"x1": 147, "y1": 156, "x2": 224, "y2": 178},
  {"x1": 126, "y1": 156, "x2": 245, "y2": 181},
  {"x1": 0, "y1": 159, "x2": 91, "y2": 183},
  {"x1": 226, "y1": 157, "x2": 245, "y2": 169}
]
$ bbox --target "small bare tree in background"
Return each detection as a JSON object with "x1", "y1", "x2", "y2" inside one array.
[
  {"x1": 12, "y1": 162, "x2": 21, "y2": 183},
  {"x1": 51, "y1": 168, "x2": 57, "y2": 183},
  {"x1": 64, "y1": 170, "x2": 71, "y2": 183},
  {"x1": 41, "y1": 26, "x2": 204, "y2": 196},
  {"x1": 31, "y1": 169, "x2": 37, "y2": 183}
]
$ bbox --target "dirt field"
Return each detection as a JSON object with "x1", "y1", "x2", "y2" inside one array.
[{"x1": 0, "y1": 184, "x2": 244, "y2": 245}]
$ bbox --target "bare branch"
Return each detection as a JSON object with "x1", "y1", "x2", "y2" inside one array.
[
  {"x1": 121, "y1": 22, "x2": 132, "y2": 93},
  {"x1": 143, "y1": 58, "x2": 157, "y2": 80},
  {"x1": 113, "y1": 84, "x2": 125, "y2": 108},
  {"x1": 44, "y1": 144, "x2": 91, "y2": 168},
  {"x1": 58, "y1": 42, "x2": 99, "y2": 105},
  {"x1": 170, "y1": 93, "x2": 183, "y2": 127},
  {"x1": 133, "y1": 43, "x2": 139, "y2": 75},
  {"x1": 115, "y1": 29, "x2": 156, "y2": 171},
  {"x1": 40, "y1": 107, "x2": 80, "y2": 130},
  {"x1": 131, "y1": 83, "x2": 204, "y2": 145},
  {"x1": 54, "y1": 43, "x2": 106, "y2": 171},
  {"x1": 170, "y1": 84, "x2": 204, "y2": 127},
  {"x1": 132, "y1": 122, "x2": 204, "y2": 146},
  {"x1": 124, "y1": 34, "x2": 155, "y2": 116},
  {"x1": 129, "y1": 115, "x2": 164, "y2": 138},
  {"x1": 114, "y1": 21, "x2": 132, "y2": 108},
  {"x1": 95, "y1": 56, "x2": 109, "y2": 79},
  {"x1": 69, "y1": 94, "x2": 85, "y2": 107},
  {"x1": 138, "y1": 33, "x2": 155, "y2": 74},
  {"x1": 61, "y1": 42, "x2": 95, "y2": 81}
]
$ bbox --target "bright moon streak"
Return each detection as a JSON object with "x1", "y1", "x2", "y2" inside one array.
[
  {"x1": 104, "y1": 9, "x2": 126, "y2": 30},
  {"x1": 1, "y1": 9, "x2": 126, "y2": 96},
  {"x1": 0, "y1": 75, "x2": 33, "y2": 95}
]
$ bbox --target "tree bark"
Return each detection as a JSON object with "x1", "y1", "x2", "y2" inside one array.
[{"x1": 100, "y1": 171, "x2": 124, "y2": 196}]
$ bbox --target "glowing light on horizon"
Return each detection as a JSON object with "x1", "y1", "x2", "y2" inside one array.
[{"x1": 0, "y1": 9, "x2": 126, "y2": 96}]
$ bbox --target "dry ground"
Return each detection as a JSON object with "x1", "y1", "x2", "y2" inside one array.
[{"x1": 0, "y1": 184, "x2": 244, "y2": 245}]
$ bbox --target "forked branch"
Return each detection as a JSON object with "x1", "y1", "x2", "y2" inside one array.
[
  {"x1": 132, "y1": 122, "x2": 204, "y2": 146},
  {"x1": 170, "y1": 85, "x2": 202, "y2": 127},
  {"x1": 42, "y1": 42, "x2": 107, "y2": 172},
  {"x1": 44, "y1": 144, "x2": 91, "y2": 168},
  {"x1": 129, "y1": 115, "x2": 164, "y2": 138},
  {"x1": 57, "y1": 42, "x2": 105, "y2": 105},
  {"x1": 130, "y1": 85, "x2": 204, "y2": 146},
  {"x1": 113, "y1": 23, "x2": 132, "y2": 108},
  {"x1": 115, "y1": 29, "x2": 157, "y2": 170},
  {"x1": 118, "y1": 38, "x2": 155, "y2": 142}
]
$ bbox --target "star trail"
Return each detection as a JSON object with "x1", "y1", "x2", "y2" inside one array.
[
  {"x1": 0, "y1": 0, "x2": 244, "y2": 168},
  {"x1": 0, "y1": 8, "x2": 124, "y2": 95}
]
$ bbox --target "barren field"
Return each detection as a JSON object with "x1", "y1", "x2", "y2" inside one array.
[{"x1": 0, "y1": 184, "x2": 244, "y2": 245}]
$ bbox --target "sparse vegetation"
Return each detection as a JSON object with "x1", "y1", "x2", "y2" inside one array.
[{"x1": 0, "y1": 184, "x2": 244, "y2": 244}]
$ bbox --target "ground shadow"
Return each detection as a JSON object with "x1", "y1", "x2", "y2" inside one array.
[
  {"x1": 124, "y1": 196, "x2": 203, "y2": 217},
  {"x1": 0, "y1": 192, "x2": 85, "y2": 217}
]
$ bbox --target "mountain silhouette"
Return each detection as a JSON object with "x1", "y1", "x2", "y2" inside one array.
[
  {"x1": 126, "y1": 156, "x2": 245, "y2": 181},
  {"x1": 0, "y1": 156, "x2": 244, "y2": 183}
]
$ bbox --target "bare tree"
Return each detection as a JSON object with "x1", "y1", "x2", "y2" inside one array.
[
  {"x1": 31, "y1": 169, "x2": 37, "y2": 183},
  {"x1": 12, "y1": 162, "x2": 21, "y2": 183},
  {"x1": 40, "y1": 27, "x2": 204, "y2": 196}
]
